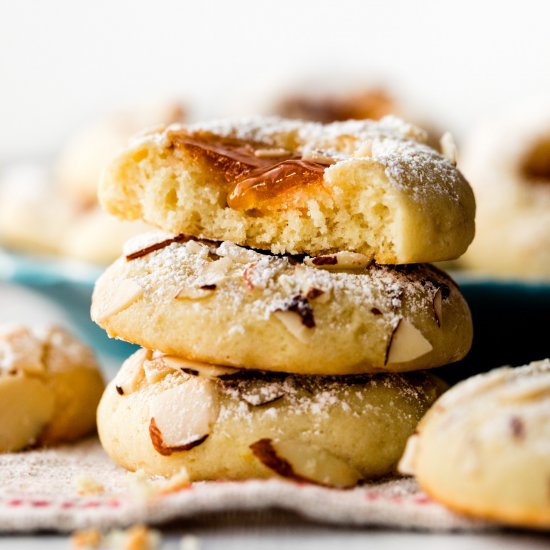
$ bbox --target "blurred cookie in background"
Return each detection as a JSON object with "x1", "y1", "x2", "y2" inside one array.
[
  {"x1": 265, "y1": 77, "x2": 442, "y2": 150},
  {"x1": 0, "y1": 324, "x2": 104, "y2": 453},
  {"x1": 55, "y1": 99, "x2": 186, "y2": 209},
  {"x1": 0, "y1": 164, "x2": 75, "y2": 256},
  {"x1": 0, "y1": 163, "x2": 149, "y2": 265},
  {"x1": 274, "y1": 87, "x2": 398, "y2": 123},
  {"x1": 459, "y1": 98, "x2": 550, "y2": 279},
  {"x1": 0, "y1": 99, "x2": 185, "y2": 265}
]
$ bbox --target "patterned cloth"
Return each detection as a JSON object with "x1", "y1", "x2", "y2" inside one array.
[{"x1": 0, "y1": 438, "x2": 492, "y2": 533}]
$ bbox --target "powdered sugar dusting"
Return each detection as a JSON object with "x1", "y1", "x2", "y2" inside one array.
[
  {"x1": 117, "y1": 234, "x2": 455, "y2": 341},
  {"x1": 131, "y1": 115, "x2": 465, "y2": 202},
  {"x1": 147, "y1": 359, "x2": 441, "y2": 426}
]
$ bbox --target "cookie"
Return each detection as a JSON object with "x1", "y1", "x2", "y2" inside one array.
[
  {"x1": 270, "y1": 84, "x2": 442, "y2": 151},
  {"x1": 0, "y1": 163, "x2": 148, "y2": 264},
  {"x1": 99, "y1": 116, "x2": 475, "y2": 263},
  {"x1": 0, "y1": 164, "x2": 76, "y2": 255},
  {"x1": 55, "y1": 100, "x2": 186, "y2": 208},
  {"x1": 98, "y1": 349, "x2": 446, "y2": 484},
  {"x1": 64, "y1": 209, "x2": 150, "y2": 265},
  {"x1": 0, "y1": 324, "x2": 105, "y2": 452},
  {"x1": 399, "y1": 359, "x2": 550, "y2": 528},
  {"x1": 273, "y1": 87, "x2": 400, "y2": 123},
  {"x1": 460, "y1": 100, "x2": 550, "y2": 278},
  {"x1": 91, "y1": 233, "x2": 472, "y2": 375}
]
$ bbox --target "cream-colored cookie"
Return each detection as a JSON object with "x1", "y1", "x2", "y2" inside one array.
[
  {"x1": 64, "y1": 209, "x2": 150, "y2": 265},
  {"x1": 0, "y1": 164, "x2": 76, "y2": 255},
  {"x1": 55, "y1": 100, "x2": 186, "y2": 208},
  {"x1": 269, "y1": 84, "x2": 442, "y2": 151},
  {"x1": 273, "y1": 87, "x2": 401, "y2": 123},
  {"x1": 0, "y1": 164, "x2": 148, "y2": 264},
  {"x1": 91, "y1": 233, "x2": 472, "y2": 375},
  {"x1": 99, "y1": 116, "x2": 475, "y2": 263},
  {"x1": 460, "y1": 100, "x2": 550, "y2": 278},
  {"x1": 0, "y1": 324, "x2": 105, "y2": 452},
  {"x1": 399, "y1": 359, "x2": 550, "y2": 529},
  {"x1": 98, "y1": 349, "x2": 446, "y2": 484}
]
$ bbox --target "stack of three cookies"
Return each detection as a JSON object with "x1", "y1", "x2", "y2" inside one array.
[{"x1": 92, "y1": 116, "x2": 475, "y2": 487}]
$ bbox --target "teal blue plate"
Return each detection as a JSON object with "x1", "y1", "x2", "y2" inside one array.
[
  {"x1": 0, "y1": 249, "x2": 138, "y2": 363},
  {"x1": 1, "y1": 248, "x2": 548, "y2": 381},
  {"x1": 439, "y1": 271, "x2": 550, "y2": 383}
]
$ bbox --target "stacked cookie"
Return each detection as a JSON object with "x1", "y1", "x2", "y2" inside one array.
[{"x1": 92, "y1": 116, "x2": 475, "y2": 487}]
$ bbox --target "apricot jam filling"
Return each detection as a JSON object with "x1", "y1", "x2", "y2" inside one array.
[{"x1": 168, "y1": 131, "x2": 330, "y2": 212}]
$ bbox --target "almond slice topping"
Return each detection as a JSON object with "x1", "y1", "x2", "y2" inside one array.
[
  {"x1": 156, "y1": 354, "x2": 240, "y2": 378},
  {"x1": 149, "y1": 378, "x2": 219, "y2": 456},
  {"x1": 385, "y1": 318, "x2": 433, "y2": 365},
  {"x1": 113, "y1": 348, "x2": 150, "y2": 395},
  {"x1": 273, "y1": 311, "x2": 313, "y2": 343},
  {"x1": 305, "y1": 251, "x2": 372, "y2": 270},
  {"x1": 175, "y1": 287, "x2": 216, "y2": 300},
  {"x1": 250, "y1": 438, "x2": 361, "y2": 488},
  {"x1": 93, "y1": 278, "x2": 143, "y2": 322}
]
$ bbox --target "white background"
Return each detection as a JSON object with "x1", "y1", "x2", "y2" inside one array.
[{"x1": 1, "y1": 0, "x2": 550, "y2": 161}]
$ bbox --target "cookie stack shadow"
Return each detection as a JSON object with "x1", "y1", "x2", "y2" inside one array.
[{"x1": 91, "y1": 116, "x2": 475, "y2": 487}]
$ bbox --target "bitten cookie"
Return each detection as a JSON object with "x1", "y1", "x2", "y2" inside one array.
[
  {"x1": 0, "y1": 324, "x2": 105, "y2": 452},
  {"x1": 91, "y1": 233, "x2": 472, "y2": 375},
  {"x1": 399, "y1": 359, "x2": 550, "y2": 529},
  {"x1": 460, "y1": 100, "x2": 550, "y2": 278},
  {"x1": 98, "y1": 349, "x2": 446, "y2": 485},
  {"x1": 99, "y1": 116, "x2": 475, "y2": 263}
]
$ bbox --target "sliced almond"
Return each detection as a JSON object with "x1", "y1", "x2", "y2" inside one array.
[
  {"x1": 275, "y1": 295, "x2": 315, "y2": 328},
  {"x1": 432, "y1": 288, "x2": 443, "y2": 327},
  {"x1": 123, "y1": 231, "x2": 180, "y2": 259},
  {"x1": 142, "y1": 358, "x2": 172, "y2": 385},
  {"x1": 216, "y1": 242, "x2": 258, "y2": 264},
  {"x1": 185, "y1": 239, "x2": 209, "y2": 256},
  {"x1": 305, "y1": 251, "x2": 371, "y2": 270},
  {"x1": 293, "y1": 268, "x2": 331, "y2": 304},
  {"x1": 240, "y1": 385, "x2": 285, "y2": 407},
  {"x1": 199, "y1": 256, "x2": 234, "y2": 284},
  {"x1": 175, "y1": 287, "x2": 215, "y2": 300},
  {"x1": 254, "y1": 147, "x2": 291, "y2": 159},
  {"x1": 440, "y1": 132, "x2": 457, "y2": 166},
  {"x1": 149, "y1": 378, "x2": 219, "y2": 456},
  {"x1": 93, "y1": 278, "x2": 143, "y2": 322},
  {"x1": 301, "y1": 149, "x2": 338, "y2": 165},
  {"x1": 113, "y1": 348, "x2": 150, "y2": 395},
  {"x1": 273, "y1": 310, "x2": 313, "y2": 343},
  {"x1": 250, "y1": 438, "x2": 361, "y2": 488},
  {"x1": 156, "y1": 354, "x2": 240, "y2": 378},
  {"x1": 385, "y1": 318, "x2": 433, "y2": 365}
]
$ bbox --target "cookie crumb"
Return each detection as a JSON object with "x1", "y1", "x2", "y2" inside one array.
[
  {"x1": 127, "y1": 468, "x2": 190, "y2": 500},
  {"x1": 70, "y1": 528, "x2": 102, "y2": 549},
  {"x1": 75, "y1": 474, "x2": 105, "y2": 496},
  {"x1": 104, "y1": 525, "x2": 161, "y2": 550}
]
